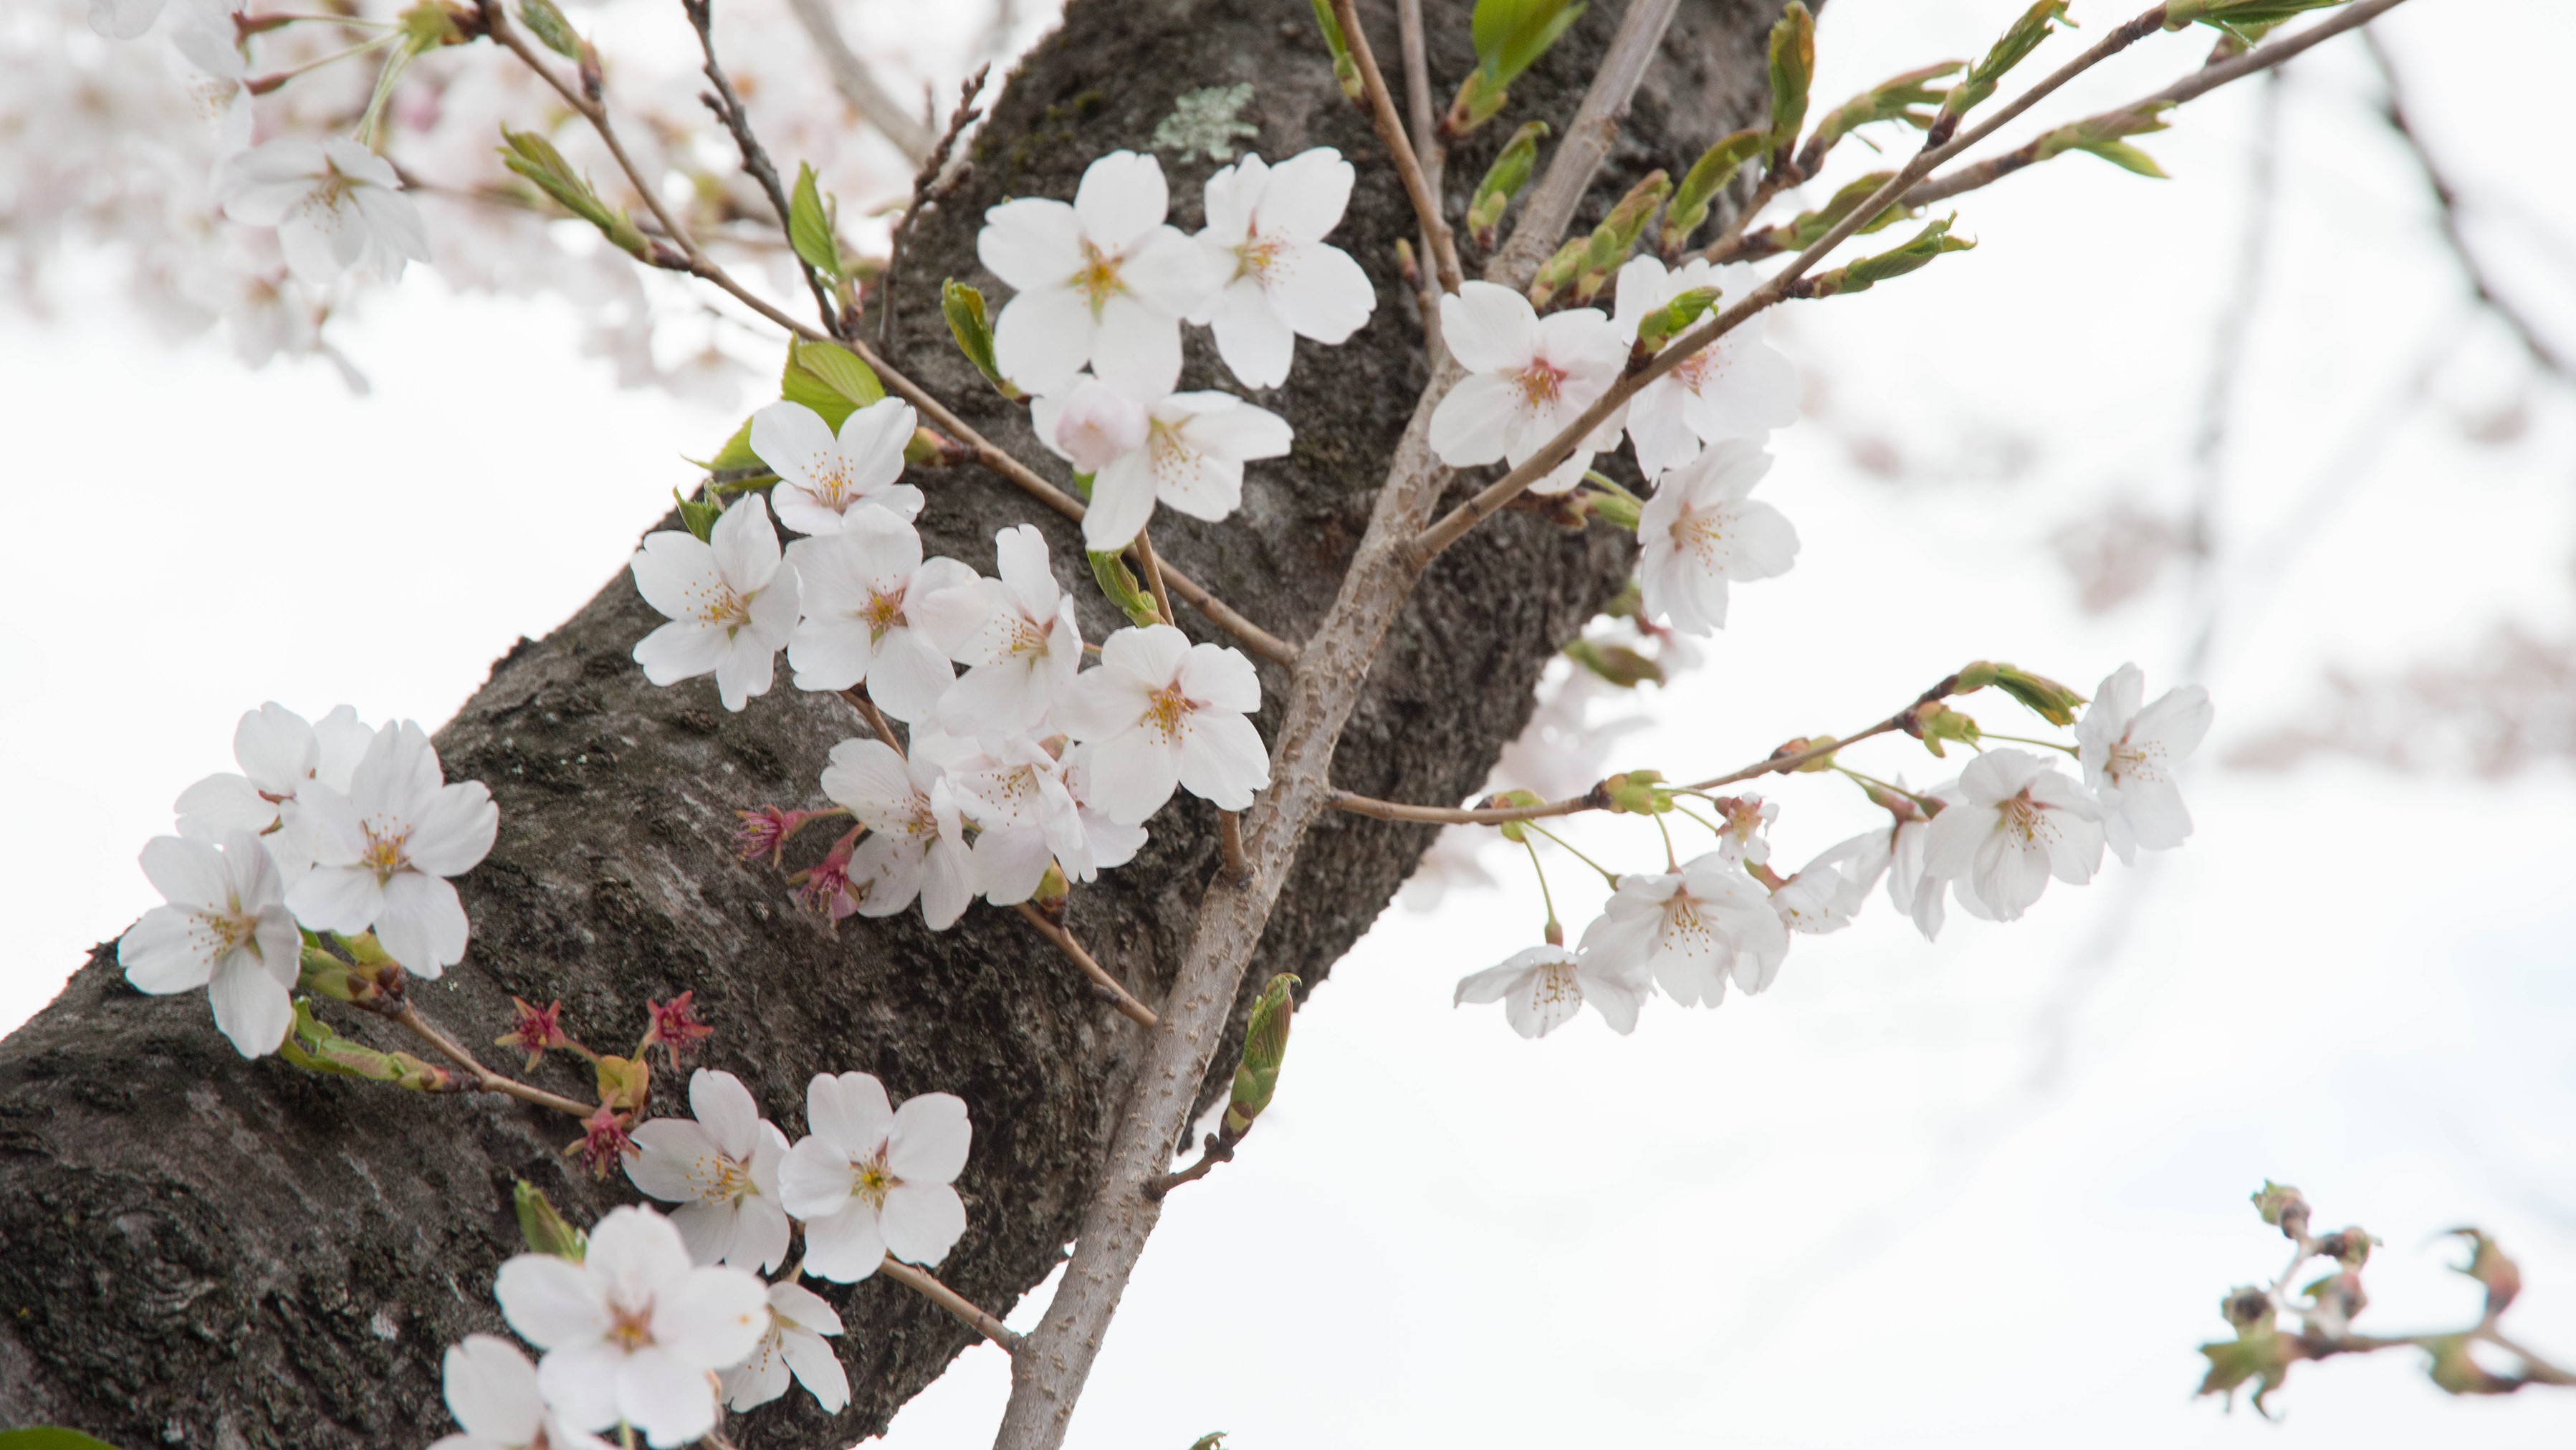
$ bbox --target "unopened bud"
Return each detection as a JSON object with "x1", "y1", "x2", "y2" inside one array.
[
  {"x1": 1222, "y1": 973, "x2": 1298, "y2": 1140},
  {"x1": 1907, "y1": 702, "x2": 1981, "y2": 758},
  {"x1": 2220, "y1": 1284, "x2": 2273, "y2": 1334},
  {"x1": 1604, "y1": 769, "x2": 1668, "y2": 815},
  {"x1": 1528, "y1": 237, "x2": 1586, "y2": 309},
  {"x1": 1488, "y1": 788, "x2": 1545, "y2": 843},
  {"x1": 2251, "y1": 1180, "x2": 2310, "y2": 1240},
  {"x1": 514, "y1": 1180, "x2": 588, "y2": 1261}
]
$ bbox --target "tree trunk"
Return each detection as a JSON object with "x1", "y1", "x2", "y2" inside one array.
[{"x1": 0, "y1": 1, "x2": 1780, "y2": 1444}]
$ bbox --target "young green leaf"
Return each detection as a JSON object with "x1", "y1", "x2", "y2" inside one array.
[
  {"x1": 1308, "y1": 0, "x2": 1362, "y2": 101},
  {"x1": 497, "y1": 127, "x2": 649, "y2": 257},
  {"x1": 1660, "y1": 127, "x2": 1766, "y2": 257},
  {"x1": 782, "y1": 338, "x2": 885, "y2": 429},
  {"x1": 1933, "y1": 0, "x2": 2072, "y2": 142},
  {"x1": 1467, "y1": 121, "x2": 1550, "y2": 248},
  {"x1": 1766, "y1": 2, "x2": 1815, "y2": 171},
  {"x1": 1450, "y1": 0, "x2": 1586, "y2": 132},
  {"x1": 941, "y1": 278, "x2": 1021, "y2": 399},
  {"x1": 516, "y1": 0, "x2": 583, "y2": 58},
  {"x1": 1798, "y1": 214, "x2": 1975, "y2": 299},
  {"x1": 1796, "y1": 61, "x2": 1963, "y2": 176},
  {"x1": 787, "y1": 162, "x2": 842, "y2": 282},
  {"x1": 1089, "y1": 550, "x2": 1164, "y2": 628}
]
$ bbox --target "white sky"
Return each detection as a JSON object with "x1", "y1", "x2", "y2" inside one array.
[{"x1": 4, "y1": 0, "x2": 2574, "y2": 1446}]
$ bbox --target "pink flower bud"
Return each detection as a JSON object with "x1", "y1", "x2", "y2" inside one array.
[{"x1": 1053, "y1": 378, "x2": 1149, "y2": 473}]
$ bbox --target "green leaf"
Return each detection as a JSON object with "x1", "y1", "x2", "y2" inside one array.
[
  {"x1": 673, "y1": 487, "x2": 722, "y2": 540},
  {"x1": 497, "y1": 127, "x2": 647, "y2": 257},
  {"x1": 787, "y1": 163, "x2": 842, "y2": 282},
  {"x1": 1661, "y1": 127, "x2": 1766, "y2": 254},
  {"x1": 1799, "y1": 212, "x2": 1972, "y2": 298},
  {"x1": 1800, "y1": 61, "x2": 1961, "y2": 173},
  {"x1": 1466, "y1": 121, "x2": 1549, "y2": 244},
  {"x1": 2164, "y1": 0, "x2": 2345, "y2": 31},
  {"x1": 0, "y1": 1431, "x2": 130, "y2": 1450},
  {"x1": 513, "y1": 1180, "x2": 589, "y2": 1261},
  {"x1": 941, "y1": 279, "x2": 1020, "y2": 398},
  {"x1": 781, "y1": 338, "x2": 885, "y2": 429},
  {"x1": 515, "y1": 0, "x2": 582, "y2": 57},
  {"x1": 1089, "y1": 550, "x2": 1164, "y2": 628},
  {"x1": 1472, "y1": 0, "x2": 1586, "y2": 90},
  {"x1": 1766, "y1": 2, "x2": 1815, "y2": 167},
  {"x1": 1936, "y1": 1, "x2": 2072, "y2": 134}
]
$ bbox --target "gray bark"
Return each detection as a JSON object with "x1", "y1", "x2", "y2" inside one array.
[{"x1": 0, "y1": 1, "x2": 1780, "y2": 1445}]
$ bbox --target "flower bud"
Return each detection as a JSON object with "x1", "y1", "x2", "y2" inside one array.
[
  {"x1": 2251, "y1": 1179, "x2": 2310, "y2": 1240},
  {"x1": 1604, "y1": 769, "x2": 1668, "y2": 815},
  {"x1": 1090, "y1": 549, "x2": 1164, "y2": 629},
  {"x1": 1908, "y1": 702, "x2": 1981, "y2": 757},
  {"x1": 1222, "y1": 973, "x2": 1299, "y2": 1142},
  {"x1": 1488, "y1": 788, "x2": 1545, "y2": 843},
  {"x1": 1053, "y1": 378, "x2": 1150, "y2": 472},
  {"x1": 513, "y1": 1180, "x2": 588, "y2": 1261},
  {"x1": 1988, "y1": 663, "x2": 2087, "y2": 726}
]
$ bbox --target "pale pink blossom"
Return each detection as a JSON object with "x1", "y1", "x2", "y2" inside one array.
[
  {"x1": 1189, "y1": 148, "x2": 1376, "y2": 387},
  {"x1": 749, "y1": 396, "x2": 924, "y2": 535},
  {"x1": 1055, "y1": 624, "x2": 1268, "y2": 824},
  {"x1": 1636, "y1": 438, "x2": 1798, "y2": 635},
  {"x1": 2075, "y1": 662, "x2": 2213, "y2": 864},
  {"x1": 1612, "y1": 256, "x2": 1799, "y2": 477},
  {"x1": 1453, "y1": 943, "x2": 1649, "y2": 1038},
  {"x1": 977, "y1": 150, "x2": 1215, "y2": 395},
  {"x1": 777, "y1": 1071, "x2": 972, "y2": 1282},
  {"x1": 1428, "y1": 281, "x2": 1629, "y2": 495},
  {"x1": 118, "y1": 829, "x2": 299, "y2": 1057},
  {"x1": 1921, "y1": 748, "x2": 2105, "y2": 920}
]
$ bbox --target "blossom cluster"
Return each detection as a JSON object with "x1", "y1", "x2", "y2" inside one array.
[
  {"x1": 1457, "y1": 664, "x2": 2213, "y2": 1037},
  {"x1": 435, "y1": 1066, "x2": 971, "y2": 1446},
  {"x1": 120, "y1": 702, "x2": 499, "y2": 1057}
]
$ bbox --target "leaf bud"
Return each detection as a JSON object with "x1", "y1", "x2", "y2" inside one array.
[
  {"x1": 2447, "y1": 1228, "x2": 2522, "y2": 1317},
  {"x1": 1796, "y1": 62, "x2": 1963, "y2": 178},
  {"x1": 1765, "y1": 2, "x2": 1815, "y2": 173},
  {"x1": 1308, "y1": 0, "x2": 1364, "y2": 101},
  {"x1": 2251, "y1": 1179, "x2": 2310, "y2": 1240},
  {"x1": 1799, "y1": 214, "x2": 1975, "y2": 300},
  {"x1": 2163, "y1": 0, "x2": 2345, "y2": 33},
  {"x1": 1604, "y1": 768, "x2": 1667, "y2": 815},
  {"x1": 787, "y1": 162, "x2": 843, "y2": 284},
  {"x1": 1089, "y1": 550, "x2": 1166, "y2": 629},
  {"x1": 516, "y1": 0, "x2": 583, "y2": 58},
  {"x1": 1450, "y1": 0, "x2": 1585, "y2": 135},
  {"x1": 673, "y1": 487, "x2": 721, "y2": 543},
  {"x1": 1564, "y1": 637, "x2": 1662, "y2": 689},
  {"x1": 297, "y1": 940, "x2": 397, "y2": 1006},
  {"x1": 940, "y1": 278, "x2": 1021, "y2": 399},
  {"x1": 1660, "y1": 127, "x2": 1766, "y2": 256},
  {"x1": 1467, "y1": 121, "x2": 1550, "y2": 249},
  {"x1": 1579, "y1": 170, "x2": 1672, "y2": 289},
  {"x1": 1987, "y1": 662, "x2": 2087, "y2": 725},
  {"x1": 2029, "y1": 103, "x2": 2173, "y2": 179},
  {"x1": 1526, "y1": 237, "x2": 1587, "y2": 308},
  {"x1": 513, "y1": 1180, "x2": 589, "y2": 1261},
  {"x1": 497, "y1": 127, "x2": 648, "y2": 257},
  {"x1": 1582, "y1": 487, "x2": 1642, "y2": 532},
  {"x1": 1933, "y1": 1, "x2": 2072, "y2": 145},
  {"x1": 1634, "y1": 286, "x2": 1718, "y2": 353},
  {"x1": 1908, "y1": 702, "x2": 1981, "y2": 758},
  {"x1": 1953, "y1": 659, "x2": 2001, "y2": 692},
  {"x1": 1222, "y1": 973, "x2": 1300, "y2": 1140}
]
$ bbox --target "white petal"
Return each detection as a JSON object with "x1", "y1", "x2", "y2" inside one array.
[{"x1": 878, "y1": 1180, "x2": 967, "y2": 1265}]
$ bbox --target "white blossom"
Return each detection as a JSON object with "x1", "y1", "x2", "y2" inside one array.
[
  {"x1": 172, "y1": 702, "x2": 370, "y2": 876},
  {"x1": 1921, "y1": 748, "x2": 2105, "y2": 921},
  {"x1": 777, "y1": 1071, "x2": 972, "y2": 1282},
  {"x1": 719, "y1": 1281, "x2": 848, "y2": 1415},
  {"x1": 1058, "y1": 743, "x2": 1151, "y2": 880},
  {"x1": 1189, "y1": 148, "x2": 1376, "y2": 387},
  {"x1": 284, "y1": 722, "x2": 497, "y2": 977},
  {"x1": 1884, "y1": 792, "x2": 1960, "y2": 941},
  {"x1": 630, "y1": 493, "x2": 800, "y2": 712},
  {"x1": 491, "y1": 1206, "x2": 766, "y2": 1449},
  {"x1": 431, "y1": 1335, "x2": 613, "y2": 1450},
  {"x1": 118, "y1": 829, "x2": 299, "y2": 1057},
  {"x1": 1770, "y1": 830, "x2": 1892, "y2": 939},
  {"x1": 945, "y1": 735, "x2": 1086, "y2": 902},
  {"x1": 1030, "y1": 374, "x2": 1292, "y2": 552},
  {"x1": 623, "y1": 1069, "x2": 793, "y2": 1275},
  {"x1": 1612, "y1": 256, "x2": 1799, "y2": 478},
  {"x1": 1453, "y1": 943, "x2": 1649, "y2": 1038},
  {"x1": 216, "y1": 138, "x2": 428, "y2": 287},
  {"x1": 2075, "y1": 662, "x2": 2213, "y2": 864},
  {"x1": 166, "y1": 13, "x2": 250, "y2": 157},
  {"x1": 89, "y1": 0, "x2": 230, "y2": 44},
  {"x1": 782, "y1": 511, "x2": 977, "y2": 720},
  {"x1": 1427, "y1": 281, "x2": 1629, "y2": 495},
  {"x1": 1056, "y1": 624, "x2": 1268, "y2": 823},
  {"x1": 916, "y1": 524, "x2": 1084, "y2": 739},
  {"x1": 1636, "y1": 437, "x2": 1798, "y2": 635},
  {"x1": 1580, "y1": 854, "x2": 1788, "y2": 1006},
  {"x1": 749, "y1": 396, "x2": 924, "y2": 535},
  {"x1": 977, "y1": 149, "x2": 1214, "y2": 396},
  {"x1": 817, "y1": 738, "x2": 976, "y2": 928}
]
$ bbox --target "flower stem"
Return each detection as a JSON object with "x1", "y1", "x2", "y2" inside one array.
[
  {"x1": 1524, "y1": 824, "x2": 1618, "y2": 885},
  {"x1": 1981, "y1": 733, "x2": 2079, "y2": 757}
]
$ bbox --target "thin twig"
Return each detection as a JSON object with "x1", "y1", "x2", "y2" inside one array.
[
  {"x1": 1397, "y1": 0, "x2": 1445, "y2": 353},
  {"x1": 1217, "y1": 810, "x2": 1248, "y2": 882},
  {"x1": 388, "y1": 1001, "x2": 595, "y2": 1117},
  {"x1": 1013, "y1": 902, "x2": 1158, "y2": 1028},
  {"x1": 876, "y1": 1255, "x2": 1022, "y2": 1350},
  {"x1": 1144, "y1": 1132, "x2": 1232, "y2": 1200},
  {"x1": 1486, "y1": 0, "x2": 1682, "y2": 290},
  {"x1": 1328, "y1": 0, "x2": 1462, "y2": 293},
  {"x1": 684, "y1": 0, "x2": 846, "y2": 340},
  {"x1": 1131, "y1": 525, "x2": 1177, "y2": 626},
  {"x1": 1698, "y1": 172, "x2": 1791, "y2": 266},
  {"x1": 777, "y1": 0, "x2": 935, "y2": 162},
  {"x1": 1415, "y1": 1, "x2": 2187, "y2": 562},
  {"x1": 1905, "y1": 0, "x2": 2415, "y2": 206},
  {"x1": 2365, "y1": 29, "x2": 2572, "y2": 380}
]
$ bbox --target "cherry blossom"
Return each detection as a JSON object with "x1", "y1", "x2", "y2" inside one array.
[
  {"x1": 749, "y1": 396, "x2": 924, "y2": 535},
  {"x1": 1060, "y1": 743, "x2": 1151, "y2": 882},
  {"x1": 2075, "y1": 662, "x2": 2213, "y2": 864},
  {"x1": 629, "y1": 492, "x2": 800, "y2": 712},
  {"x1": 119, "y1": 829, "x2": 299, "y2": 1057},
  {"x1": 1612, "y1": 256, "x2": 1799, "y2": 478},
  {"x1": 777, "y1": 1071, "x2": 973, "y2": 1282},
  {"x1": 1921, "y1": 748, "x2": 2105, "y2": 921},
  {"x1": 916, "y1": 525, "x2": 1083, "y2": 738},
  {"x1": 816, "y1": 738, "x2": 975, "y2": 928},
  {"x1": 1427, "y1": 282, "x2": 1629, "y2": 495},
  {"x1": 945, "y1": 735, "x2": 1083, "y2": 903},
  {"x1": 782, "y1": 511, "x2": 977, "y2": 719},
  {"x1": 720, "y1": 1281, "x2": 848, "y2": 1414},
  {"x1": 284, "y1": 722, "x2": 498, "y2": 977},
  {"x1": 88, "y1": 0, "x2": 229, "y2": 44},
  {"x1": 1188, "y1": 148, "x2": 1376, "y2": 388},
  {"x1": 1031, "y1": 374, "x2": 1293, "y2": 551},
  {"x1": 1580, "y1": 854, "x2": 1788, "y2": 1007},
  {"x1": 1635, "y1": 437, "x2": 1799, "y2": 635},
  {"x1": 491, "y1": 1206, "x2": 766, "y2": 1449},
  {"x1": 173, "y1": 700, "x2": 369, "y2": 851},
  {"x1": 431, "y1": 1335, "x2": 613, "y2": 1450},
  {"x1": 1884, "y1": 791, "x2": 1960, "y2": 941},
  {"x1": 623, "y1": 1069, "x2": 793, "y2": 1275},
  {"x1": 1056, "y1": 624, "x2": 1268, "y2": 824},
  {"x1": 166, "y1": 13, "x2": 249, "y2": 157},
  {"x1": 1453, "y1": 943, "x2": 1650, "y2": 1038},
  {"x1": 216, "y1": 138, "x2": 428, "y2": 287},
  {"x1": 977, "y1": 149, "x2": 1213, "y2": 396},
  {"x1": 1770, "y1": 831, "x2": 1892, "y2": 940}
]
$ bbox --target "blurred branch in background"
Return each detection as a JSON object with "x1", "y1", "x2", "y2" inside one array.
[{"x1": 781, "y1": 0, "x2": 937, "y2": 163}]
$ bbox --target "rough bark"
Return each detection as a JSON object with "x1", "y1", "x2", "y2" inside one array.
[{"x1": 0, "y1": 1, "x2": 1779, "y2": 1445}]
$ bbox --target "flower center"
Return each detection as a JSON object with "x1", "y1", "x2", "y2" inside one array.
[
  {"x1": 809, "y1": 459, "x2": 857, "y2": 509},
  {"x1": 691, "y1": 1150, "x2": 755, "y2": 1206},
  {"x1": 862, "y1": 588, "x2": 906, "y2": 641},
  {"x1": 190, "y1": 906, "x2": 254, "y2": 959},
  {"x1": 360, "y1": 819, "x2": 411, "y2": 883},
  {"x1": 1531, "y1": 960, "x2": 1580, "y2": 1008},
  {"x1": 1142, "y1": 681, "x2": 1194, "y2": 743},
  {"x1": 1662, "y1": 895, "x2": 1715, "y2": 953},
  {"x1": 2109, "y1": 737, "x2": 2158, "y2": 786},
  {"x1": 1675, "y1": 506, "x2": 1730, "y2": 563},
  {"x1": 1670, "y1": 345, "x2": 1723, "y2": 393},
  {"x1": 1073, "y1": 241, "x2": 1126, "y2": 313},
  {"x1": 2001, "y1": 793, "x2": 2046, "y2": 844},
  {"x1": 1511, "y1": 358, "x2": 1567, "y2": 411},
  {"x1": 608, "y1": 1298, "x2": 655, "y2": 1353},
  {"x1": 1232, "y1": 233, "x2": 1284, "y2": 286},
  {"x1": 1000, "y1": 614, "x2": 1048, "y2": 660},
  {"x1": 853, "y1": 1146, "x2": 898, "y2": 1211},
  {"x1": 696, "y1": 584, "x2": 751, "y2": 634}
]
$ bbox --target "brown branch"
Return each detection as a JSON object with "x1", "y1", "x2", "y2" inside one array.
[
  {"x1": 1328, "y1": 0, "x2": 1462, "y2": 294},
  {"x1": 387, "y1": 1001, "x2": 596, "y2": 1117},
  {"x1": 1397, "y1": 0, "x2": 1445, "y2": 355},
  {"x1": 1485, "y1": 0, "x2": 1682, "y2": 290},
  {"x1": 1414, "y1": 1, "x2": 2183, "y2": 563},
  {"x1": 1131, "y1": 524, "x2": 1177, "y2": 626},
  {"x1": 1012, "y1": 902, "x2": 1158, "y2": 1028},
  {"x1": 777, "y1": 0, "x2": 936, "y2": 163},
  {"x1": 2364, "y1": 28, "x2": 2572, "y2": 380},
  {"x1": 838, "y1": 686, "x2": 904, "y2": 756},
  {"x1": 1905, "y1": 0, "x2": 2418, "y2": 207},
  {"x1": 1142, "y1": 1130, "x2": 1232, "y2": 1200},
  {"x1": 876, "y1": 1255, "x2": 1022, "y2": 1350},
  {"x1": 1698, "y1": 171, "x2": 1790, "y2": 266},
  {"x1": 684, "y1": 0, "x2": 847, "y2": 340},
  {"x1": 1216, "y1": 809, "x2": 1248, "y2": 882}
]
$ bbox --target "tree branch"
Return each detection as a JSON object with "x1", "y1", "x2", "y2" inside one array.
[
  {"x1": 778, "y1": 0, "x2": 936, "y2": 163},
  {"x1": 387, "y1": 1001, "x2": 596, "y2": 1117},
  {"x1": 684, "y1": 0, "x2": 847, "y2": 340},
  {"x1": 1485, "y1": 0, "x2": 1682, "y2": 290},
  {"x1": 1328, "y1": 0, "x2": 1462, "y2": 294},
  {"x1": 876, "y1": 1256, "x2": 1023, "y2": 1350},
  {"x1": 1012, "y1": 903, "x2": 1158, "y2": 1029}
]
